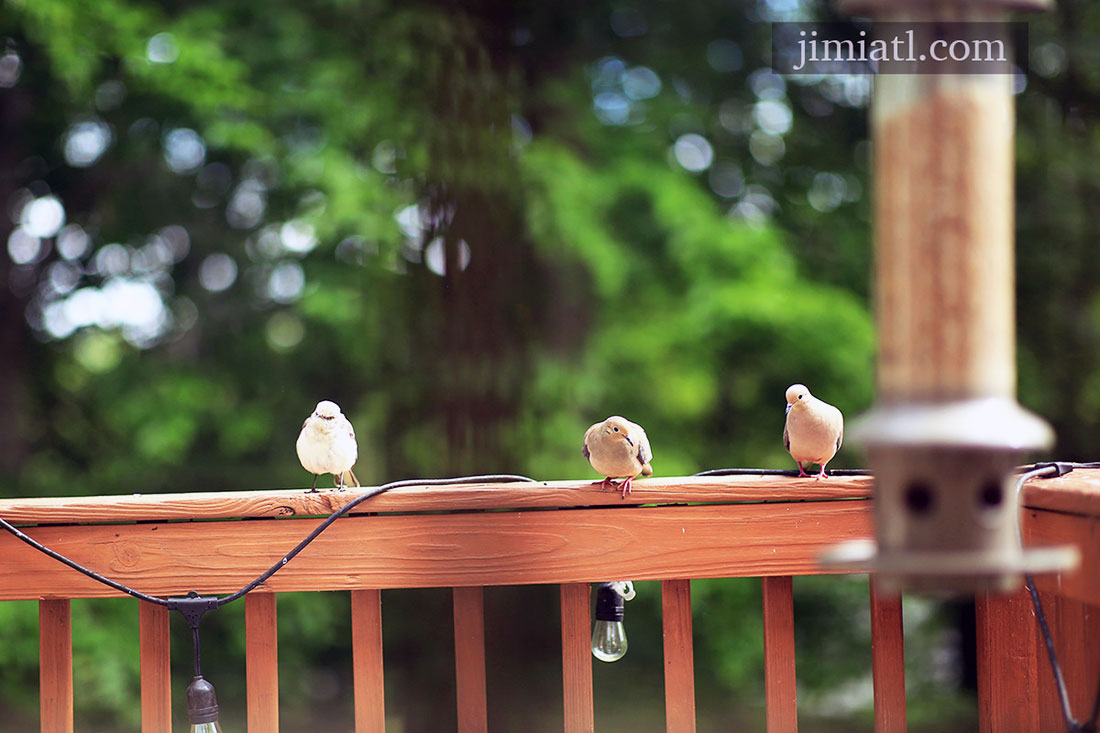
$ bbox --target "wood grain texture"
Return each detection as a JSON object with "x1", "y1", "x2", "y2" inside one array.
[
  {"x1": 39, "y1": 598, "x2": 73, "y2": 733},
  {"x1": 661, "y1": 579, "x2": 696, "y2": 733},
  {"x1": 762, "y1": 576, "x2": 797, "y2": 733},
  {"x1": 560, "y1": 583, "x2": 594, "y2": 733},
  {"x1": 0, "y1": 474, "x2": 874, "y2": 525},
  {"x1": 1033, "y1": 593, "x2": 1100, "y2": 731},
  {"x1": 976, "y1": 588, "x2": 1041, "y2": 733},
  {"x1": 139, "y1": 601, "x2": 172, "y2": 733},
  {"x1": 351, "y1": 589, "x2": 385, "y2": 733},
  {"x1": 453, "y1": 586, "x2": 488, "y2": 733},
  {"x1": 0, "y1": 502, "x2": 872, "y2": 601},
  {"x1": 246, "y1": 593, "x2": 279, "y2": 732},
  {"x1": 1025, "y1": 508, "x2": 1100, "y2": 607},
  {"x1": 869, "y1": 579, "x2": 906, "y2": 733},
  {"x1": 1022, "y1": 469, "x2": 1100, "y2": 517}
]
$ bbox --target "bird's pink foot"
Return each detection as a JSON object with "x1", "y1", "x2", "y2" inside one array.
[
  {"x1": 796, "y1": 463, "x2": 809, "y2": 478},
  {"x1": 598, "y1": 476, "x2": 617, "y2": 492},
  {"x1": 620, "y1": 476, "x2": 633, "y2": 499},
  {"x1": 816, "y1": 465, "x2": 829, "y2": 479}
]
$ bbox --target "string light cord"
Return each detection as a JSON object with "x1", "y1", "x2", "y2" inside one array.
[
  {"x1": 0, "y1": 474, "x2": 537, "y2": 609},
  {"x1": 1015, "y1": 462, "x2": 1100, "y2": 733},
  {"x1": 693, "y1": 467, "x2": 871, "y2": 477}
]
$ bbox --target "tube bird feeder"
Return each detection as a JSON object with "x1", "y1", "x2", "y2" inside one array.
[{"x1": 829, "y1": 0, "x2": 1078, "y2": 592}]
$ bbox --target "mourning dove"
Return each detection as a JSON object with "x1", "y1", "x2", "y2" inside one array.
[
  {"x1": 783, "y1": 384, "x2": 843, "y2": 479},
  {"x1": 296, "y1": 400, "x2": 360, "y2": 492},
  {"x1": 582, "y1": 416, "x2": 653, "y2": 498}
]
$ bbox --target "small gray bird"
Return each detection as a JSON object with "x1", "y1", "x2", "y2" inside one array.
[
  {"x1": 296, "y1": 400, "x2": 360, "y2": 492},
  {"x1": 583, "y1": 416, "x2": 653, "y2": 498},
  {"x1": 783, "y1": 384, "x2": 844, "y2": 479}
]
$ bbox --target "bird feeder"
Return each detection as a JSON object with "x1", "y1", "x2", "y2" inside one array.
[{"x1": 827, "y1": 0, "x2": 1078, "y2": 592}]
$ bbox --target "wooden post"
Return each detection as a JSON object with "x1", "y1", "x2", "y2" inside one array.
[
  {"x1": 869, "y1": 579, "x2": 906, "y2": 732},
  {"x1": 139, "y1": 601, "x2": 172, "y2": 733},
  {"x1": 246, "y1": 592, "x2": 279, "y2": 732},
  {"x1": 351, "y1": 589, "x2": 386, "y2": 733},
  {"x1": 976, "y1": 588, "x2": 1041, "y2": 732},
  {"x1": 661, "y1": 579, "x2": 696, "y2": 733},
  {"x1": 560, "y1": 583, "x2": 594, "y2": 733},
  {"x1": 453, "y1": 586, "x2": 488, "y2": 733},
  {"x1": 762, "y1": 576, "x2": 797, "y2": 733},
  {"x1": 39, "y1": 599, "x2": 73, "y2": 733}
]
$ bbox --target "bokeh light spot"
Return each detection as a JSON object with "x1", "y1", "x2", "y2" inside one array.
[
  {"x1": 267, "y1": 261, "x2": 306, "y2": 302},
  {"x1": 146, "y1": 32, "x2": 180, "y2": 64},
  {"x1": 163, "y1": 128, "x2": 206, "y2": 174},
  {"x1": 198, "y1": 253, "x2": 238, "y2": 292},
  {"x1": 20, "y1": 195, "x2": 66, "y2": 237},
  {"x1": 672, "y1": 134, "x2": 714, "y2": 173},
  {"x1": 279, "y1": 220, "x2": 318, "y2": 254},
  {"x1": 424, "y1": 237, "x2": 471, "y2": 277},
  {"x1": 7, "y1": 227, "x2": 42, "y2": 265},
  {"x1": 265, "y1": 311, "x2": 306, "y2": 352},
  {"x1": 64, "y1": 119, "x2": 114, "y2": 167}
]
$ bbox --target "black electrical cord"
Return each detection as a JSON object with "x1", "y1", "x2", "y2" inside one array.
[
  {"x1": 0, "y1": 474, "x2": 537, "y2": 609},
  {"x1": 693, "y1": 467, "x2": 871, "y2": 477},
  {"x1": 215, "y1": 474, "x2": 535, "y2": 606},
  {"x1": 1016, "y1": 462, "x2": 1100, "y2": 733}
]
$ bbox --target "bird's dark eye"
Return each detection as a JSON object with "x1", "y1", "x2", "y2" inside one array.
[
  {"x1": 799, "y1": 395, "x2": 804, "y2": 400},
  {"x1": 613, "y1": 426, "x2": 619, "y2": 432}
]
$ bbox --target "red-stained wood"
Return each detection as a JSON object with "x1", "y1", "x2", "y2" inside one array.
[
  {"x1": 351, "y1": 589, "x2": 385, "y2": 733},
  {"x1": 139, "y1": 601, "x2": 172, "y2": 733},
  {"x1": 246, "y1": 593, "x2": 279, "y2": 732},
  {"x1": 1034, "y1": 592, "x2": 1100, "y2": 731},
  {"x1": 1022, "y1": 469, "x2": 1100, "y2": 517},
  {"x1": 976, "y1": 588, "x2": 1041, "y2": 733},
  {"x1": 560, "y1": 583, "x2": 594, "y2": 733},
  {"x1": 39, "y1": 598, "x2": 73, "y2": 733},
  {"x1": 453, "y1": 586, "x2": 488, "y2": 733},
  {"x1": 762, "y1": 576, "x2": 797, "y2": 733},
  {"x1": 869, "y1": 579, "x2": 906, "y2": 733},
  {"x1": 0, "y1": 501, "x2": 872, "y2": 601},
  {"x1": 661, "y1": 579, "x2": 696, "y2": 733},
  {"x1": 1025, "y1": 507, "x2": 1100, "y2": 607},
  {"x1": 0, "y1": 474, "x2": 875, "y2": 524}
]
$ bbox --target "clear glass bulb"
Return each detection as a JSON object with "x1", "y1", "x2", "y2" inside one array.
[
  {"x1": 591, "y1": 619, "x2": 628, "y2": 662},
  {"x1": 191, "y1": 724, "x2": 223, "y2": 733}
]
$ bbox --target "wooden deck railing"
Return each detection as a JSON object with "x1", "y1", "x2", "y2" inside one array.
[{"x1": 1, "y1": 469, "x2": 1098, "y2": 732}]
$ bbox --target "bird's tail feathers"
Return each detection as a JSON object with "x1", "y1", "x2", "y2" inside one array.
[
  {"x1": 641, "y1": 463, "x2": 653, "y2": 476},
  {"x1": 341, "y1": 468, "x2": 360, "y2": 488}
]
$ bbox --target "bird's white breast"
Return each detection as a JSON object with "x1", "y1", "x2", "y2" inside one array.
[
  {"x1": 785, "y1": 402, "x2": 842, "y2": 463},
  {"x1": 588, "y1": 439, "x2": 642, "y2": 479},
  {"x1": 296, "y1": 420, "x2": 357, "y2": 475}
]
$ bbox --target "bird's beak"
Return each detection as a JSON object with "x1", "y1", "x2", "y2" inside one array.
[
  {"x1": 624, "y1": 435, "x2": 634, "y2": 447},
  {"x1": 785, "y1": 403, "x2": 792, "y2": 415}
]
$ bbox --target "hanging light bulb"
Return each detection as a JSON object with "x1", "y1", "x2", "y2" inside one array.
[
  {"x1": 188, "y1": 675, "x2": 223, "y2": 732},
  {"x1": 591, "y1": 581, "x2": 634, "y2": 662},
  {"x1": 168, "y1": 593, "x2": 225, "y2": 732}
]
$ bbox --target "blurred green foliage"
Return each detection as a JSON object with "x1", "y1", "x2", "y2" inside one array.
[{"x1": 0, "y1": 0, "x2": 1096, "y2": 729}]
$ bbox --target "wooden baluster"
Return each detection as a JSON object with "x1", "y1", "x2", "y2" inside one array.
[
  {"x1": 869, "y1": 579, "x2": 906, "y2": 733},
  {"x1": 352, "y1": 589, "x2": 386, "y2": 733},
  {"x1": 453, "y1": 586, "x2": 488, "y2": 733},
  {"x1": 762, "y1": 576, "x2": 797, "y2": 733},
  {"x1": 976, "y1": 588, "x2": 1041, "y2": 732},
  {"x1": 139, "y1": 601, "x2": 172, "y2": 733},
  {"x1": 246, "y1": 592, "x2": 279, "y2": 732},
  {"x1": 662, "y1": 579, "x2": 696, "y2": 733},
  {"x1": 39, "y1": 599, "x2": 73, "y2": 733},
  {"x1": 560, "y1": 583, "x2": 594, "y2": 733}
]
